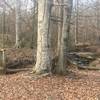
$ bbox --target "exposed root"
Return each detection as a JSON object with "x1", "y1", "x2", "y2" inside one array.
[{"x1": 30, "y1": 68, "x2": 52, "y2": 79}]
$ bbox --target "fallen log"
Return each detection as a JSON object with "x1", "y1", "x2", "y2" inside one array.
[
  {"x1": 67, "y1": 52, "x2": 100, "y2": 70},
  {"x1": 6, "y1": 68, "x2": 32, "y2": 74}
]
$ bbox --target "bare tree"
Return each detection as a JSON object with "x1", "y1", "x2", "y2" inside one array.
[
  {"x1": 57, "y1": 0, "x2": 63, "y2": 56},
  {"x1": 15, "y1": 0, "x2": 21, "y2": 48},
  {"x1": 56, "y1": 0, "x2": 73, "y2": 74},
  {"x1": 33, "y1": 0, "x2": 53, "y2": 74}
]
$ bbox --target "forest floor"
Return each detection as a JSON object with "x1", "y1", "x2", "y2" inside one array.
[
  {"x1": 0, "y1": 47, "x2": 99, "y2": 100},
  {"x1": 0, "y1": 70, "x2": 100, "y2": 100}
]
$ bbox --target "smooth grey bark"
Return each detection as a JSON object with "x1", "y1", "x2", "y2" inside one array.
[
  {"x1": 33, "y1": 0, "x2": 53, "y2": 74},
  {"x1": 57, "y1": 0, "x2": 63, "y2": 56},
  {"x1": 56, "y1": 0, "x2": 73, "y2": 74},
  {"x1": 15, "y1": 0, "x2": 21, "y2": 48}
]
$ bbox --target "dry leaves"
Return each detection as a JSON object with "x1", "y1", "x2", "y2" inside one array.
[
  {"x1": 0, "y1": 48, "x2": 99, "y2": 100},
  {"x1": 0, "y1": 70, "x2": 99, "y2": 100}
]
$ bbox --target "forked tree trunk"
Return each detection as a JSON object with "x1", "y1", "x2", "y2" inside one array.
[
  {"x1": 33, "y1": 0, "x2": 52, "y2": 74},
  {"x1": 56, "y1": 0, "x2": 73, "y2": 75},
  {"x1": 15, "y1": 0, "x2": 21, "y2": 48}
]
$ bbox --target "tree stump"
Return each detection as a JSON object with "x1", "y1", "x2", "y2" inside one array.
[{"x1": 0, "y1": 49, "x2": 6, "y2": 74}]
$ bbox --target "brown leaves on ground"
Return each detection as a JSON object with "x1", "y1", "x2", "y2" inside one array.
[
  {"x1": 0, "y1": 48, "x2": 99, "y2": 100},
  {"x1": 0, "y1": 70, "x2": 99, "y2": 100}
]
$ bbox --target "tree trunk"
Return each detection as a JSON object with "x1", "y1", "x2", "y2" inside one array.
[
  {"x1": 33, "y1": 0, "x2": 52, "y2": 74},
  {"x1": 56, "y1": 0, "x2": 73, "y2": 75},
  {"x1": 0, "y1": 49, "x2": 6, "y2": 74},
  {"x1": 15, "y1": 0, "x2": 21, "y2": 48},
  {"x1": 57, "y1": 0, "x2": 63, "y2": 56},
  {"x1": 75, "y1": 0, "x2": 79, "y2": 44},
  {"x1": 2, "y1": 5, "x2": 6, "y2": 48},
  {"x1": 96, "y1": 0, "x2": 100, "y2": 44}
]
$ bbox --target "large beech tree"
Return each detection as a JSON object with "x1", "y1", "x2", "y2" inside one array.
[{"x1": 33, "y1": 0, "x2": 53, "y2": 74}]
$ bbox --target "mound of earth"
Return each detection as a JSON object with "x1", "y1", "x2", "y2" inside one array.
[{"x1": 5, "y1": 48, "x2": 36, "y2": 69}]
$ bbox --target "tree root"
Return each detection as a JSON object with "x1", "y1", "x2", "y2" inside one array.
[{"x1": 29, "y1": 68, "x2": 52, "y2": 79}]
